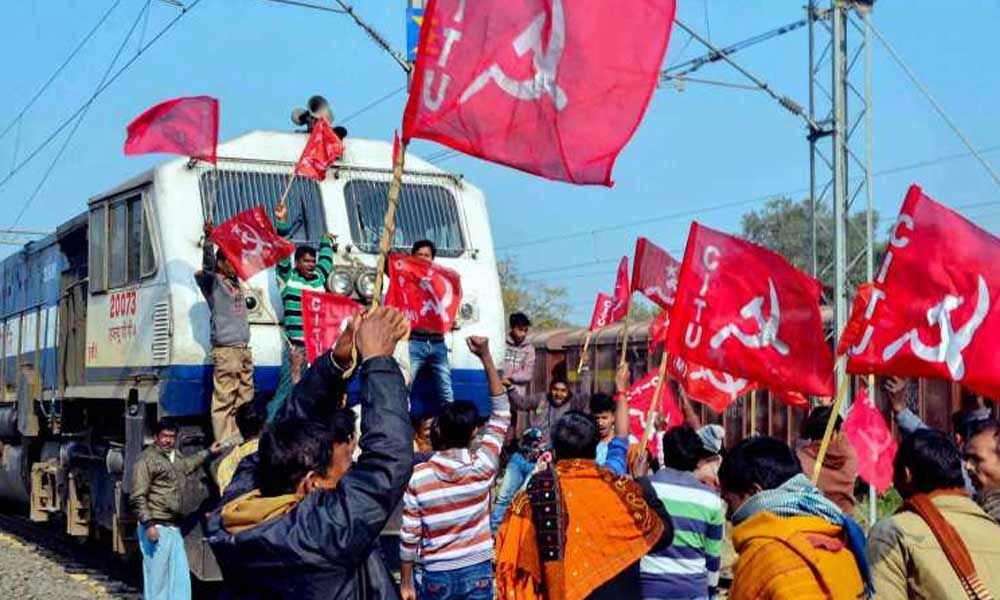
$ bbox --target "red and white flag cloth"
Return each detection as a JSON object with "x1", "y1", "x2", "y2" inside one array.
[
  {"x1": 210, "y1": 207, "x2": 295, "y2": 281},
  {"x1": 667, "y1": 355, "x2": 756, "y2": 413},
  {"x1": 632, "y1": 237, "x2": 681, "y2": 309},
  {"x1": 612, "y1": 255, "x2": 631, "y2": 319},
  {"x1": 588, "y1": 292, "x2": 617, "y2": 331},
  {"x1": 403, "y1": 0, "x2": 677, "y2": 185},
  {"x1": 124, "y1": 96, "x2": 219, "y2": 164},
  {"x1": 648, "y1": 308, "x2": 670, "y2": 353},
  {"x1": 842, "y1": 387, "x2": 897, "y2": 493},
  {"x1": 841, "y1": 185, "x2": 1000, "y2": 399},
  {"x1": 623, "y1": 371, "x2": 683, "y2": 453},
  {"x1": 385, "y1": 253, "x2": 463, "y2": 334},
  {"x1": 295, "y1": 118, "x2": 344, "y2": 180},
  {"x1": 301, "y1": 290, "x2": 363, "y2": 364},
  {"x1": 667, "y1": 223, "x2": 835, "y2": 396}
]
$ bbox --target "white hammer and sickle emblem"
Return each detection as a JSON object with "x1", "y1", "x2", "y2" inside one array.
[
  {"x1": 710, "y1": 278, "x2": 790, "y2": 356},
  {"x1": 419, "y1": 275, "x2": 455, "y2": 323}
]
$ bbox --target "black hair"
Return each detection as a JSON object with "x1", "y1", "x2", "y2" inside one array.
[
  {"x1": 258, "y1": 418, "x2": 335, "y2": 496},
  {"x1": 661, "y1": 425, "x2": 712, "y2": 472},
  {"x1": 967, "y1": 419, "x2": 1000, "y2": 453},
  {"x1": 295, "y1": 245, "x2": 316, "y2": 262},
  {"x1": 235, "y1": 402, "x2": 265, "y2": 440},
  {"x1": 552, "y1": 411, "x2": 599, "y2": 460},
  {"x1": 549, "y1": 378, "x2": 569, "y2": 390},
  {"x1": 802, "y1": 406, "x2": 842, "y2": 441},
  {"x1": 509, "y1": 312, "x2": 531, "y2": 329},
  {"x1": 411, "y1": 239, "x2": 437, "y2": 259},
  {"x1": 152, "y1": 418, "x2": 179, "y2": 435},
  {"x1": 718, "y1": 436, "x2": 802, "y2": 497},
  {"x1": 330, "y1": 408, "x2": 357, "y2": 445},
  {"x1": 215, "y1": 248, "x2": 229, "y2": 264},
  {"x1": 588, "y1": 393, "x2": 616, "y2": 416},
  {"x1": 895, "y1": 428, "x2": 966, "y2": 497},
  {"x1": 430, "y1": 401, "x2": 479, "y2": 450},
  {"x1": 952, "y1": 410, "x2": 992, "y2": 442}
]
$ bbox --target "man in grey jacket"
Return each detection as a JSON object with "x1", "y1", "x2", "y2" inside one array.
[{"x1": 196, "y1": 220, "x2": 254, "y2": 442}]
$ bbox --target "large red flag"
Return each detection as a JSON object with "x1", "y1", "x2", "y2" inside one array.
[
  {"x1": 295, "y1": 118, "x2": 344, "y2": 180},
  {"x1": 124, "y1": 96, "x2": 219, "y2": 163},
  {"x1": 667, "y1": 355, "x2": 756, "y2": 413},
  {"x1": 210, "y1": 206, "x2": 295, "y2": 281},
  {"x1": 632, "y1": 237, "x2": 681, "y2": 309},
  {"x1": 301, "y1": 289, "x2": 363, "y2": 363},
  {"x1": 667, "y1": 223, "x2": 835, "y2": 396},
  {"x1": 402, "y1": 0, "x2": 677, "y2": 185},
  {"x1": 842, "y1": 185, "x2": 1000, "y2": 399},
  {"x1": 385, "y1": 253, "x2": 463, "y2": 334},
  {"x1": 842, "y1": 387, "x2": 897, "y2": 493},
  {"x1": 623, "y1": 371, "x2": 683, "y2": 453}
]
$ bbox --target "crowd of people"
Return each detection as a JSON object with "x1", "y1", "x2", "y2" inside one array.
[{"x1": 126, "y1": 221, "x2": 1000, "y2": 600}]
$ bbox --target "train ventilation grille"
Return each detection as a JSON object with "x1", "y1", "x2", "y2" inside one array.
[{"x1": 151, "y1": 301, "x2": 171, "y2": 364}]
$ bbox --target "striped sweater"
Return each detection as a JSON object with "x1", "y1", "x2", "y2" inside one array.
[
  {"x1": 275, "y1": 220, "x2": 334, "y2": 343},
  {"x1": 641, "y1": 467, "x2": 725, "y2": 600},
  {"x1": 399, "y1": 393, "x2": 510, "y2": 571}
]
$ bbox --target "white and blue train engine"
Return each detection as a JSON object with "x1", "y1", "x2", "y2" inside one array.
[{"x1": 0, "y1": 130, "x2": 505, "y2": 572}]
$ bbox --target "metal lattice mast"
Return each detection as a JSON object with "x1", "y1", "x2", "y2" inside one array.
[{"x1": 808, "y1": 0, "x2": 876, "y2": 403}]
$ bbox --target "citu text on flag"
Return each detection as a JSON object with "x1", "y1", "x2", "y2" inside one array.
[{"x1": 301, "y1": 290, "x2": 363, "y2": 363}]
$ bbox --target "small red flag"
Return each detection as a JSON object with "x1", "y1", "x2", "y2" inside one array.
[
  {"x1": 648, "y1": 308, "x2": 670, "y2": 353},
  {"x1": 588, "y1": 292, "x2": 615, "y2": 331},
  {"x1": 612, "y1": 256, "x2": 631, "y2": 321},
  {"x1": 385, "y1": 253, "x2": 463, "y2": 334},
  {"x1": 301, "y1": 289, "x2": 363, "y2": 363},
  {"x1": 124, "y1": 96, "x2": 219, "y2": 163},
  {"x1": 295, "y1": 118, "x2": 344, "y2": 181},
  {"x1": 632, "y1": 237, "x2": 681, "y2": 309},
  {"x1": 667, "y1": 355, "x2": 756, "y2": 413},
  {"x1": 402, "y1": 0, "x2": 677, "y2": 185},
  {"x1": 392, "y1": 130, "x2": 402, "y2": 166},
  {"x1": 623, "y1": 370, "x2": 683, "y2": 455},
  {"x1": 667, "y1": 223, "x2": 835, "y2": 397},
  {"x1": 843, "y1": 185, "x2": 1000, "y2": 399},
  {"x1": 210, "y1": 206, "x2": 295, "y2": 281},
  {"x1": 842, "y1": 387, "x2": 897, "y2": 493}
]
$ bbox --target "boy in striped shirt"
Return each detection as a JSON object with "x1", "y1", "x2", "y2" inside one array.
[
  {"x1": 641, "y1": 425, "x2": 725, "y2": 600},
  {"x1": 269, "y1": 200, "x2": 335, "y2": 420},
  {"x1": 400, "y1": 336, "x2": 510, "y2": 600}
]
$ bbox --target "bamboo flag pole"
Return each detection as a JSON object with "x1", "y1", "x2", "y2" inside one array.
[
  {"x1": 639, "y1": 352, "x2": 670, "y2": 452},
  {"x1": 811, "y1": 361, "x2": 850, "y2": 484},
  {"x1": 619, "y1": 296, "x2": 633, "y2": 367},
  {"x1": 749, "y1": 390, "x2": 757, "y2": 436},
  {"x1": 576, "y1": 331, "x2": 593, "y2": 374},
  {"x1": 371, "y1": 139, "x2": 409, "y2": 308},
  {"x1": 277, "y1": 171, "x2": 297, "y2": 209}
]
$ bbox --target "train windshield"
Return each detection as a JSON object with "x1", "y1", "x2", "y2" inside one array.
[{"x1": 345, "y1": 180, "x2": 465, "y2": 258}]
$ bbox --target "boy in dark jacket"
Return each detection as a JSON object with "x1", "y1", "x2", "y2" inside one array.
[{"x1": 206, "y1": 308, "x2": 413, "y2": 600}]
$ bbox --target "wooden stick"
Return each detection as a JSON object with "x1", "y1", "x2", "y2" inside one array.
[
  {"x1": 749, "y1": 390, "x2": 757, "y2": 436},
  {"x1": 371, "y1": 139, "x2": 408, "y2": 308},
  {"x1": 811, "y1": 362, "x2": 850, "y2": 484},
  {"x1": 277, "y1": 172, "x2": 297, "y2": 209},
  {"x1": 576, "y1": 331, "x2": 593, "y2": 374},
  {"x1": 618, "y1": 296, "x2": 633, "y2": 367},
  {"x1": 639, "y1": 351, "x2": 670, "y2": 452}
]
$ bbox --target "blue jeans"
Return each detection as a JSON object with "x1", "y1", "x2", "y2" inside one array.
[
  {"x1": 419, "y1": 560, "x2": 493, "y2": 600},
  {"x1": 268, "y1": 343, "x2": 306, "y2": 422},
  {"x1": 137, "y1": 524, "x2": 191, "y2": 600},
  {"x1": 491, "y1": 452, "x2": 535, "y2": 531},
  {"x1": 409, "y1": 339, "x2": 453, "y2": 404}
]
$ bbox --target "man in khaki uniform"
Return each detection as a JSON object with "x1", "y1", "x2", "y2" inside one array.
[
  {"x1": 196, "y1": 220, "x2": 254, "y2": 442},
  {"x1": 868, "y1": 429, "x2": 1000, "y2": 599}
]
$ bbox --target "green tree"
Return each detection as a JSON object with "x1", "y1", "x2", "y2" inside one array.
[
  {"x1": 741, "y1": 197, "x2": 882, "y2": 294},
  {"x1": 498, "y1": 258, "x2": 573, "y2": 329}
]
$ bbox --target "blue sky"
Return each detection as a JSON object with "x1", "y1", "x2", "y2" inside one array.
[{"x1": 2, "y1": 1, "x2": 998, "y2": 324}]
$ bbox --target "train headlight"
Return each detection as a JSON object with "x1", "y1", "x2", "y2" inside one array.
[
  {"x1": 327, "y1": 269, "x2": 354, "y2": 296},
  {"x1": 356, "y1": 270, "x2": 377, "y2": 300},
  {"x1": 245, "y1": 295, "x2": 259, "y2": 311}
]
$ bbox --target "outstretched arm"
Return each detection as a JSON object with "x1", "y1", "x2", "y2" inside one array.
[{"x1": 467, "y1": 336, "x2": 511, "y2": 475}]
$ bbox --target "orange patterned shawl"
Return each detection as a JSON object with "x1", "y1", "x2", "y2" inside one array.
[{"x1": 495, "y1": 459, "x2": 664, "y2": 600}]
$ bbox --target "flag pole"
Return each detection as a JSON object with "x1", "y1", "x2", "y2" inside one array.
[
  {"x1": 277, "y1": 172, "x2": 296, "y2": 209},
  {"x1": 639, "y1": 351, "x2": 670, "y2": 455},
  {"x1": 371, "y1": 138, "x2": 409, "y2": 308},
  {"x1": 749, "y1": 390, "x2": 757, "y2": 436},
  {"x1": 618, "y1": 296, "x2": 633, "y2": 367},
  {"x1": 811, "y1": 359, "x2": 849, "y2": 484},
  {"x1": 576, "y1": 331, "x2": 593, "y2": 374},
  {"x1": 867, "y1": 373, "x2": 877, "y2": 529}
]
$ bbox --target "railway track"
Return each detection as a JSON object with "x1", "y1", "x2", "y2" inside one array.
[{"x1": 0, "y1": 511, "x2": 142, "y2": 599}]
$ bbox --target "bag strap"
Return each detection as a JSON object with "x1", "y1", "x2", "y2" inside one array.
[{"x1": 905, "y1": 492, "x2": 994, "y2": 600}]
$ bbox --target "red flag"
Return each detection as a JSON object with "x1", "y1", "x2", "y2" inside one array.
[
  {"x1": 210, "y1": 206, "x2": 295, "y2": 281},
  {"x1": 770, "y1": 388, "x2": 810, "y2": 409},
  {"x1": 301, "y1": 290, "x2": 363, "y2": 363},
  {"x1": 632, "y1": 237, "x2": 681, "y2": 309},
  {"x1": 124, "y1": 96, "x2": 219, "y2": 164},
  {"x1": 385, "y1": 253, "x2": 463, "y2": 333},
  {"x1": 648, "y1": 308, "x2": 670, "y2": 353},
  {"x1": 667, "y1": 355, "x2": 756, "y2": 413},
  {"x1": 837, "y1": 283, "x2": 875, "y2": 356},
  {"x1": 588, "y1": 292, "x2": 616, "y2": 331},
  {"x1": 392, "y1": 130, "x2": 402, "y2": 166},
  {"x1": 842, "y1": 387, "x2": 897, "y2": 493},
  {"x1": 402, "y1": 0, "x2": 677, "y2": 185},
  {"x1": 667, "y1": 223, "x2": 835, "y2": 396},
  {"x1": 843, "y1": 185, "x2": 1000, "y2": 399},
  {"x1": 295, "y1": 118, "x2": 344, "y2": 180},
  {"x1": 623, "y1": 371, "x2": 683, "y2": 453},
  {"x1": 612, "y1": 255, "x2": 631, "y2": 320}
]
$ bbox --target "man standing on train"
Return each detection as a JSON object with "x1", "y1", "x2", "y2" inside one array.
[
  {"x1": 270, "y1": 200, "x2": 335, "y2": 421},
  {"x1": 408, "y1": 239, "x2": 455, "y2": 405},
  {"x1": 196, "y1": 220, "x2": 254, "y2": 442}
]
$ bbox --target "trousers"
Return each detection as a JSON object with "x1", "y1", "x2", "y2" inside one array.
[
  {"x1": 137, "y1": 524, "x2": 191, "y2": 600},
  {"x1": 211, "y1": 346, "x2": 254, "y2": 442}
]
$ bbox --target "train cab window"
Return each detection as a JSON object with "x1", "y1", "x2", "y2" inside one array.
[
  {"x1": 345, "y1": 180, "x2": 465, "y2": 258},
  {"x1": 89, "y1": 207, "x2": 107, "y2": 294},
  {"x1": 90, "y1": 194, "x2": 155, "y2": 293},
  {"x1": 198, "y1": 171, "x2": 325, "y2": 243}
]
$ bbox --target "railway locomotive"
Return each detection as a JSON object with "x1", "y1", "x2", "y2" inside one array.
[{"x1": 0, "y1": 128, "x2": 504, "y2": 578}]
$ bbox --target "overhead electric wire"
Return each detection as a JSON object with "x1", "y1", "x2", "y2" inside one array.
[
  {"x1": 663, "y1": 17, "x2": 808, "y2": 80},
  {"x1": 340, "y1": 85, "x2": 407, "y2": 125},
  {"x1": 331, "y1": 0, "x2": 410, "y2": 73},
  {"x1": 258, "y1": 0, "x2": 346, "y2": 14},
  {"x1": 0, "y1": 0, "x2": 125, "y2": 144},
  {"x1": 0, "y1": 0, "x2": 205, "y2": 206}
]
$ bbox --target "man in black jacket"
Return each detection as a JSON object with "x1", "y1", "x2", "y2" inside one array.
[{"x1": 206, "y1": 307, "x2": 413, "y2": 599}]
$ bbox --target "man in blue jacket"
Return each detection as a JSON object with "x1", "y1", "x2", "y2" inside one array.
[{"x1": 206, "y1": 307, "x2": 413, "y2": 599}]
